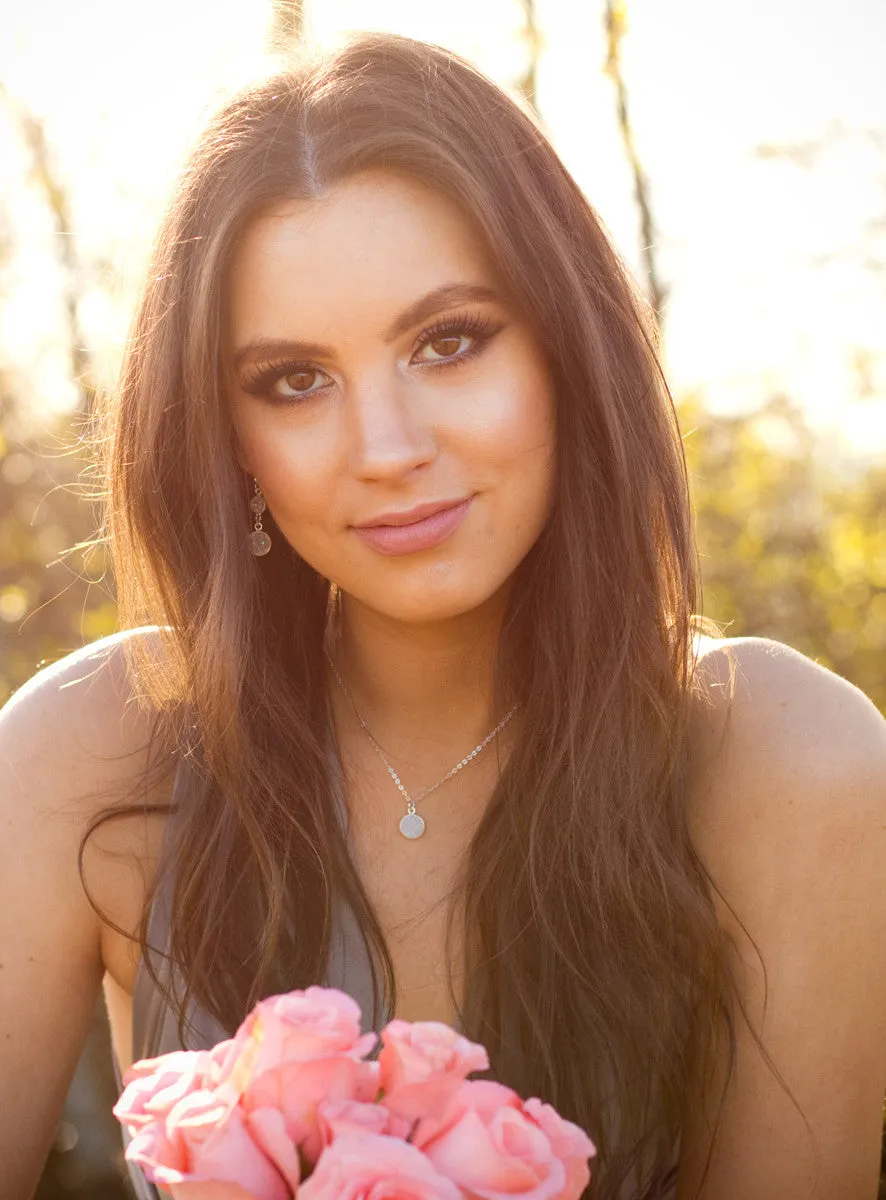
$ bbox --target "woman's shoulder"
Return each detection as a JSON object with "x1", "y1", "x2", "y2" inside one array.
[
  {"x1": 0, "y1": 626, "x2": 177, "y2": 911},
  {"x1": 684, "y1": 631, "x2": 886, "y2": 932},
  {"x1": 1, "y1": 625, "x2": 173, "y2": 807},
  {"x1": 1, "y1": 624, "x2": 177, "y2": 971},
  {"x1": 0, "y1": 630, "x2": 177, "y2": 1193},
  {"x1": 688, "y1": 632, "x2": 886, "y2": 791},
  {"x1": 3, "y1": 623, "x2": 166, "y2": 712},
  {"x1": 678, "y1": 649, "x2": 886, "y2": 1190}
]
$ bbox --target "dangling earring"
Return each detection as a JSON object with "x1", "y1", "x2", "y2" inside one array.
[{"x1": 249, "y1": 480, "x2": 272, "y2": 556}]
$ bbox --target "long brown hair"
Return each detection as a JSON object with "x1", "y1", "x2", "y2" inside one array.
[{"x1": 93, "y1": 32, "x2": 734, "y2": 1199}]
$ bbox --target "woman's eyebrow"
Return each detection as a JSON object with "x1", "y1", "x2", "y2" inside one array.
[
  {"x1": 382, "y1": 282, "x2": 500, "y2": 343},
  {"x1": 232, "y1": 282, "x2": 500, "y2": 371}
]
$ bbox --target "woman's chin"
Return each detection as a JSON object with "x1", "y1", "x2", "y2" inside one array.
[{"x1": 342, "y1": 571, "x2": 512, "y2": 627}]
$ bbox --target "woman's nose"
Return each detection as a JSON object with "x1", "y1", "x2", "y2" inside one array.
[{"x1": 346, "y1": 377, "x2": 437, "y2": 483}]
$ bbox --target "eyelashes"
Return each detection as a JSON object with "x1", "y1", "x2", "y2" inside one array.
[
  {"x1": 239, "y1": 310, "x2": 502, "y2": 403},
  {"x1": 414, "y1": 312, "x2": 497, "y2": 362}
]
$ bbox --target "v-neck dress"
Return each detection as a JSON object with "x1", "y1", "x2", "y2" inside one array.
[{"x1": 112, "y1": 758, "x2": 678, "y2": 1200}]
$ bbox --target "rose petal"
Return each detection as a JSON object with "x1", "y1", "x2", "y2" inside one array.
[
  {"x1": 424, "y1": 1106, "x2": 566, "y2": 1200},
  {"x1": 521, "y1": 1099, "x2": 594, "y2": 1200},
  {"x1": 229, "y1": 987, "x2": 377, "y2": 1082},
  {"x1": 115, "y1": 1051, "x2": 223, "y2": 1132},
  {"x1": 299, "y1": 1132, "x2": 463, "y2": 1200},
  {"x1": 246, "y1": 1107, "x2": 303, "y2": 1192},
  {"x1": 240, "y1": 1053, "x2": 379, "y2": 1166},
  {"x1": 126, "y1": 1088, "x2": 289, "y2": 1200},
  {"x1": 170, "y1": 1184, "x2": 268, "y2": 1200}
]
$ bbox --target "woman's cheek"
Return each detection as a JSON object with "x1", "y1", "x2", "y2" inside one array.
[
  {"x1": 250, "y1": 426, "x2": 341, "y2": 523},
  {"x1": 475, "y1": 344, "x2": 553, "y2": 443},
  {"x1": 469, "y1": 376, "x2": 554, "y2": 491}
]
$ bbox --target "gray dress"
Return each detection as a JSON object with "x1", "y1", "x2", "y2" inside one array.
[
  {"x1": 113, "y1": 880, "x2": 390, "y2": 1199},
  {"x1": 113, "y1": 752, "x2": 394, "y2": 1200},
  {"x1": 112, "y1": 763, "x2": 678, "y2": 1200}
]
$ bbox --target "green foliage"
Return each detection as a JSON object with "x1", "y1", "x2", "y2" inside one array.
[
  {"x1": 0, "y1": 395, "x2": 115, "y2": 705},
  {"x1": 682, "y1": 391, "x2": 886, "y2": 714}
]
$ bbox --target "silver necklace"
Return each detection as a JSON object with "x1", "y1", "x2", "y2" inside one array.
[{"x1": 324, "y1": 647, "x2": 518, "y2": 840}]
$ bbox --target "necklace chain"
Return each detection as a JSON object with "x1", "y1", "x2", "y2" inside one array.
[{"x1": 324, "y1": 646, "x2": 518, "y2": 839}]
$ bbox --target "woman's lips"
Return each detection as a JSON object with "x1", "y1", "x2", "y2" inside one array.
[{"x1": 352, "y1": 497, "x2": 473, "y2": 556}]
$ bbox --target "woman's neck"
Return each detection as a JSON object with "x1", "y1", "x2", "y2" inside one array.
[{"x1": 332, "y1": 589, "x2": 509, "y2": 749}]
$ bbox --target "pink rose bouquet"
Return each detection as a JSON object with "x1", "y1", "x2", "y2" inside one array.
[{"x1": 113, "y1": 986, "x2": 596, "y2": 1200}]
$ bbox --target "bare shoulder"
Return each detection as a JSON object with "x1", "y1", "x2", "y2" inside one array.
[
  {"x1": 0, "y1": 623, "x2": 177, "y2": 939},
  {"x1": 1, "y1": 625, "x2": 170, "y2": 788},
  {"x1": 678, "y1": 635, "x2": 886, "y2": 1197},
  {"x1": 0, "y1": 624, "x2": 176, "y2": 938},
  {"x1": 686, "y1": 633, "x2": 886, "y2": 848},
  {"x1": 0, "y1": 630, "x2": 176, "y2": 1197},
  {"x1": 684, "y1": 630, "x2": 886, "y2": 945}
]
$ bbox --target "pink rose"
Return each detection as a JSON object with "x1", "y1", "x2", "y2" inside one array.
[
  {"x1": 421, "y1": 1080, "x2": 595, "y2": 1200},
  {"x1": 299, "y1": 1132, "x2": 463, "y2": 1200},
  {"x1": 169, "y1": 1185, "x2": 264, "y2": 1200},
  {"x1": 115, "y1": 1050, "x2": 227, "y2": 1133},
  {"x1": 243, "y1": 1107, "x2": 303, "y2": 1193},
  {"x1": 522, "y1": 1099, "x2": 596, "y2": 1199},
  {"x1": 314, "y1": 1097, "x2": 391, "y2": 1151},
  {"x1": 169, "y1": 1186, "x2": 265, "y2": 1200},
  {"x1": 378, "y1": 1020, "x2": 490, "y2": 1142},
  {"x1": 125, "y1": 1087, "x2": 289, "y2": 1200},
  {"x1": 423, "y1": 1080, "x2": 521, "y2": 1123},
  {"x1": 239, "y1": 1053, "x2": 380, "y2": 1168},
  {"x1": 222, "y1": 987, "x2": 380, "y2": 1174},
  {"x1": 228, "y1": 987, "x2": 377, "y2": 1086}
]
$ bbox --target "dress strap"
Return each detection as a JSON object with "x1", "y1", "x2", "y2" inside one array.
[{"x1": 130, "y1": 755, "x2": 229, "y2": 1065}]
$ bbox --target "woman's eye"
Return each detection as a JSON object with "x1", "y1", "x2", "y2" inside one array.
[
  {"x1": 411, "y1": 315, "x2": 500, "y2": 367},
  {"x1": 414, "y1": 333, "x2": 474, "y2": 363},
  {"x1": 245, "y1": 317, "x2": 498, "y2": 401},
  {"x1": 271, "y1": 367, "x2": 329, "y2": 398}
]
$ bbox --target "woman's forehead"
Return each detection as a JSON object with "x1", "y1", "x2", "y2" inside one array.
[{"x1": 227, "y1": 170, "x2": 500, "y2": 348}]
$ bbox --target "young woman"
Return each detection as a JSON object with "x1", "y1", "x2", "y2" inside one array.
[{"x1": 2, "y1": 31, "x2": 885, "y2": 1200}]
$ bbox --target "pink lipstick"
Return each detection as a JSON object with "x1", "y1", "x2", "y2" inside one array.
[{"x1": 353, "y1": 497, "x2": 473, "y2": 556}]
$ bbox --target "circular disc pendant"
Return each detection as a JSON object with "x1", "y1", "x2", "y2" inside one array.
[
  {"x1": 250, "y1": 529, "x2": 272, "y2": 556},
  {"x1": 399, "y1": 812, "x2": 426, "y2": 839}
]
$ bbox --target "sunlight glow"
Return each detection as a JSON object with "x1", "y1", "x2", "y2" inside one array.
[{"x1": 0, "y1": 0, "x2": 883, "y2": 458}]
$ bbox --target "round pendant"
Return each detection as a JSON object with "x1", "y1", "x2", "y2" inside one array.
[
  {"x1": 399, "y1": 812, "x2": 426, "y2": 839},
  {"x1": 250, "y1": 529, "x2": 272, "y2": 556}
]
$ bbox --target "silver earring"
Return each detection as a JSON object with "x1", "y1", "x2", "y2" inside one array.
[{"x1": 249, "y1": 480, "x2": 272, "y2": 556}]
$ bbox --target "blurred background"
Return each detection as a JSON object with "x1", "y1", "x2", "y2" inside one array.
[{"x1": 0, "y1": 0, "x2": 883, "y2": 1194}]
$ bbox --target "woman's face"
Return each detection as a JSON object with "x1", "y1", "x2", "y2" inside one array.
[{"x1": 228, "y1": 170, "x2": 556, "y2": 624}]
